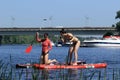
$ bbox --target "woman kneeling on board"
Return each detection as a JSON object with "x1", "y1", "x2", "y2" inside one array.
[{"x1": 36, "y1": 32, "x2": 53, "y2": 64}]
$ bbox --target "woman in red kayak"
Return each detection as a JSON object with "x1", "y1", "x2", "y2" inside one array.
[
  {"x1": 36, "y1": 32, "x2": 52, "y2": 64},
  {"x1": 60, "y1": 30, "x2": 81, "y2": 65}
]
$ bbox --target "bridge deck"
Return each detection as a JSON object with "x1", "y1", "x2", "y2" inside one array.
[{"x1": 0, "y1": 27, "x2": 116, "y2": 36}]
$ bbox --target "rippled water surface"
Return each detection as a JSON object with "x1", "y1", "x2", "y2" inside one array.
[{"x1": 0, "y1": 45, "x2": 120, "y2": 79}]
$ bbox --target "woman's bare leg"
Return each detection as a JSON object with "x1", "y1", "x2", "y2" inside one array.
[
  {"x1": 68, "y1": 46, "x2": 74, "y2": 65},
  {"x1": 44, "y1": 54, "x2": 49, "y2": 64},
  {"x1": 48, "y1": 59, "x2": 57, "y2": 64},
  {"x1": 73, "y1": 41, "x2": 80, "y2": 65},
  {"x1": 40, "y1": 54, "x2": 43, "y2": 64}
]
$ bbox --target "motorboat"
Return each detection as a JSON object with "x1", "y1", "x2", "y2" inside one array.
[
  {"x1": 83, "y1": 36, "x2": 120, "y2": 47},
  {"x1": 56, "y1": 41, "x2": 73, "y2": 47},
  {"x1": 51, "y1": 41, "x2": 55, "y2": 46},
  {"x1": 56, "y1": 42, "x2": 62, "y2": 47}
]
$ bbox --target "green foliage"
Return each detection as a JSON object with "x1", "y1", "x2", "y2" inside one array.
[
  {"x1": 0, "y1": 34, "x2": 57, "y2": 45},
  {"x1": 116, "y1": 21, "x2": 120, "y2": 32},
  {"x1": 115, "y1": 10, "x2": 120, "y2": 19},
  {"x1": 1, "y1": 35, "x2": 36, "y2": 44},
  {"x1": 115, "y1": 10, "x2": 120, "y2": 34},
  {"x1": 103, "y1": 32, "x2": 113, "y2": 37}
]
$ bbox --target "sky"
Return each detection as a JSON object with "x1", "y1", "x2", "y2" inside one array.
[{"x1": 0, "y1": 0, "x2": 120, "y2": 28}]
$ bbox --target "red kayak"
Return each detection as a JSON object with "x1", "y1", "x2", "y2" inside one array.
[{"x1": 33, "y1": 63, "x2": 107, "y2": 69}]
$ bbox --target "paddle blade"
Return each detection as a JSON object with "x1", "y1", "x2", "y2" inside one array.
[{"x1": 25, "y1": 45, "x2": 32, "y2": 53}]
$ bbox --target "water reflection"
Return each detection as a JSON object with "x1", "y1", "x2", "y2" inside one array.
[
  {"x1": 41, "y1": 69, "x2": 49, "y2": 80},
  {"x1": 67, "y1": 69, "x2": 79, "y2": 80}
]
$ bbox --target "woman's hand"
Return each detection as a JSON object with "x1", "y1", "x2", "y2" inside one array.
[
  {"x1": 36, "y1": 32, "x2": 39, "y2": 35},
  {"x1": 36, "y1": 32, "x2": 41, "y2": 42}
]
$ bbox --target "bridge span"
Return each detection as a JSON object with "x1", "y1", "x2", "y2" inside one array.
[{"x1": 0, "y1": 27, "x2": 116, "y2": 37}]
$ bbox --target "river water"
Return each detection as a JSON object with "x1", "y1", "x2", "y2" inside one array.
[{"x1": 0, "y1": 45, "x2": 120, "y2": 80}]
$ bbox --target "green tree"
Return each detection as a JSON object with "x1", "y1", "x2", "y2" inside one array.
[
  {"x1": 115, "y1": 10, "x2": 120, "y2": 19},
  {"x1": 3, "y1": 35, "x2": 11, "y2": 44},
  {"x1": 103, "y1": 32, "x2": 113, "y2": 38},
  {"x1": 115, "y1": 10, "x2": 120, "y2": 34}
]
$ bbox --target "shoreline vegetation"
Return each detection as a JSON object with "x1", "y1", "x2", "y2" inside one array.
[
  {"x1": 0, "y1": 31, "x2": 117, "y2": 45},
  {"x1": 0, "y1": 35, "x2": 59, "y2": 45},
  {"x1": 0, "y1": 35, "x2": 37, "y2": 45},
  {"x1": 0, "y1": 35, "x2": 85, "y2": 46}
]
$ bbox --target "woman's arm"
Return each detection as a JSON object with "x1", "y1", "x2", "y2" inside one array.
[
  {"x1": 69, "y1": 37, "x2": 74, "y2": 42},
  {"x1": 70, "y1": 36, "x2": 79, "y2": 42},
  {"x1": 60, "y1": 36, "x2": 65, "y2": 42},
  {"x1": 36, "y1": 32, "x2": 41, "y2": 42},
  {"x1": 48, "y1": 40, "x2": 52, "y2": 51},
  {"x1": 67, "y1": 33, "x2": 79, "y2": 42}
]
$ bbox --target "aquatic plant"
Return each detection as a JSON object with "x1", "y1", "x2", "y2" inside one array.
[{"x1": 1, "y1": 58, "x2": 120, "y2": 80}]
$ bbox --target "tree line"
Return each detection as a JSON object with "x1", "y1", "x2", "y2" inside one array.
[
  {"x1": 0, "y1": 34, "x2": 58, "y2": 45},
  {"x1": 115, "y1": 10, "x2": 120, "y2": 34},
  {"x1": 0, "y1": 35, "x2": 35, "y2": 45},
  {"x1": 104, "y1": 10, "x2": 120, "y2": 36}
]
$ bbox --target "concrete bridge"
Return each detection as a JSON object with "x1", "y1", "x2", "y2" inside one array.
[{"x1": 0, "y1": 27, "x2": 116, "y2": 37}]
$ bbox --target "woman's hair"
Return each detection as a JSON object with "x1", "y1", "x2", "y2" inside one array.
[
  {"x1": 60, "y1": 29, "x2": 66, "y2": 34},
  {"x1": 44, "y1": 33, "x2": 48, "y2": 36}
]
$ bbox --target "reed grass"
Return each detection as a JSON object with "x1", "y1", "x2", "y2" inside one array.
[{"x1": 0, "y1": 59, "x2": 120, "y2": 80}]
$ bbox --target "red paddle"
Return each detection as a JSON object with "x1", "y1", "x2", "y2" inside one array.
[
  {"x1": 25, "y1": 32, "x2": 38, "y2": 53},
  {"x1": 25, "y1": 40, "x2": 34, "y2": 54},
  {"x1": 25, "y1": 44, "x2": 32, "y2": 53}
]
